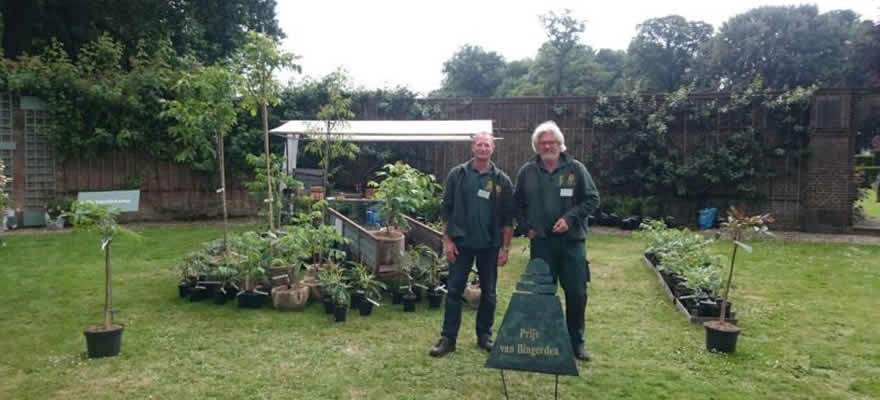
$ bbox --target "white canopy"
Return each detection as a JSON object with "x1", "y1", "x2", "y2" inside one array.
[{"x1": 270, "y1": 120, "x2": 494, "y2": 142}]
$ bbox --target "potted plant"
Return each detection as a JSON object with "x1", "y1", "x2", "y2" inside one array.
[
  {"x1": 367, "y1": 162, "x2": 441, "y2": 267},
  {"x1": 330, "y1": 282, "x2": 350, "y2": 322},
  {"x1": 64, "y1": 201, "x2": 139, "y2": 358},
  {"x1": 270, "y1": 227, "x2": 311, "y2": 311},
  {"x1": 704, "y1": 206, "x2": 774, "y2": 353},
  {"x1": 317, "y1": 261, "x2": 347, "y2": 315},
  {"x1": 348, "y1": 261, "x2": 386, "y2": 316},
  {"x1": 413, "y1": 245, "x2": 447, "y2": 309},
  {"x1": 229, "y1": 232, "x2": 270, "y2": 309}
]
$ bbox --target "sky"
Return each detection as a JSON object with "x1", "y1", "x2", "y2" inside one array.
[{"x1": 276, "y1": 0, "x2": 878, "y2": 95}]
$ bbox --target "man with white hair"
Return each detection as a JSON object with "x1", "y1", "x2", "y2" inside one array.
[
  {"x1": 513, "y1": 121, "x2": 600, "y2": 361},
  {"x1": 430, "y1": 132, "x2": 515, "y2": 358}
]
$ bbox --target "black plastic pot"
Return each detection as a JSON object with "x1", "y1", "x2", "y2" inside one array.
[
  {"x1": 391, "y1": 290, "x2": 404, "y2": 305},
  {"x1": 178, "y1": 280, "x2": 194, "y2": 298},
  {"x1": 358, "y1": 300, "x2": 374, "y2": 316},
  {"x1": 334, "y1": 305, "x2": 347, "y2": 322},
  {"x1": 427, "y1": 292, "x2": 444, "y2": 309},
  {"x1": 704, "y1": 320, "x2": 741, "y2": 353},
  {"x1": 412, "y1": 287, "x2": 424, "y2": 302},
  {"x1": 84, "y1": 324, "x2": 124, "y2": 358},
  {"x1": 237, "y1": 291, "x2": 266, "y2": 309},
  {"x1": 351, "y1": 293, "x2": 364, "y2": 310},
  {"x1": 698, "y1": 299, "x2": 736, "y2": 319},
  {"x1": 322, "y1": 296, "x2": 335, "y2": 314},
  {"x1": 189, "y1": 286, "x2": 213, "y2": 302},
  {"x1": 403, "y1": 295, "x2": 417, "y2": 312},
  {"x1": 214, "y1": 288, "x2": 230, "y2": 305}
]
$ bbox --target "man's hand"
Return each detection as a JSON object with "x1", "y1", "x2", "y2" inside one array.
[
  {"x1": 527, "y1": 229, "x2": 537, "y2": 239},
  {"x1": 497, "y1": 247, "x2": 509, "y2": 267},
  {"x1": 552, "y1": 218, "x2": 569, "y2": 234},
  {"x1": 445, "y1": 239, "x2": 459, "y2": 263}
]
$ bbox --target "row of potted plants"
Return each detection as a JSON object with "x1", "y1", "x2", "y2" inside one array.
[{"x1": 636, "y1": 207, "x2": 773, "y2": 353}]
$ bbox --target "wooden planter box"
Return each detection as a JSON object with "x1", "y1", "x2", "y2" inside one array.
[
  {"x1": 642, "y1": 255, "x2": 737, "y2": 325},
  {"x1": 325, "y1": 208, "x2": 443, "y2": 277}
]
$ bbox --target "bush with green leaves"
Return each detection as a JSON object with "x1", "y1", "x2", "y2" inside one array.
[
  {"x1": 367, "y1": 162, "x2": 441, "y2": 234},
  {"x1": 636, "y1": 219, "x2": 723, "y2": 295}
]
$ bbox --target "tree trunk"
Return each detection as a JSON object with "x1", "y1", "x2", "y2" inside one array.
[
  {"x1": 719, "y1": 236, "x2": 739, "y2": 323},
  {"x1": 324, "y1": 121, "x2": 331, "y2": 192},
  {"x1": 262, "y1": 102, "x2": 274, "y2": 230},
  {"x1": 218, "y1": 130, "x2": 228, "y2": 254},
  {"x1": 104, "y1": 241, "x2": 112, "y2": 329}
]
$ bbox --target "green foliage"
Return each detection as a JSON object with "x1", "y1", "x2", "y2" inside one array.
[
  {"x1": 368, "y1": 162, "x2": 442, "y2": 233},
  {"x1": 695, "y1": 5, "x2": 864, "y2": 90},
  {"x1": 1, "y1": 0, "x2": 284, "y2": 64},
  {"x1": 289, "y1": 200, "x2": 349, "y2": 265},
  {"x1": 625, "y1": 15, "x2": 713, "y2": 92},
  {"x1": 635, "y1": 219, "x2": 722, "y2": 295},
  {"x1": 226, "y1": 231, "x2": 271, "y2": 291},
  {"x1": 236, "y1": 31, "x2": 300, "y2": 117},
  {"x1": 437, "y1": 44, "x2": 507, "y2": 97},
  {"x1": 317, "y1": 261, "x2": 350, "y2": 305},
  {"x1": 243, "y1": 153, "x2": 302, "y2": 225},
  {"x1": 303, "y1": 70, "x2": 360, "y2": 190},
  {"x1": 593, "y1": 82, "x2": 812, "y2": 199},
  {"x1": 161, "y1": 64, "x2": 240, "y2": 170},
  {"x1": 347, "y1": 261, "x2": 387, "y2": 302}
]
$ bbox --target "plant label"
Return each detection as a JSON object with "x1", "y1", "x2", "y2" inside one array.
[{"x1": 215, "y1": 187, "x2": 224, "y2": 193}]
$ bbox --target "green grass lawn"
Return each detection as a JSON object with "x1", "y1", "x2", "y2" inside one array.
[{"x1": 1, "y1": 225, "x2": 878, "y2": 399}]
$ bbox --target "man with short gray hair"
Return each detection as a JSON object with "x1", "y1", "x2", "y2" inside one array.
[
  {"x1": 513, "y1": 121, "x2": 600, "y2": 361},
  {"x1": 430, "y1": 132, "x2": 515, "y2": 358}
]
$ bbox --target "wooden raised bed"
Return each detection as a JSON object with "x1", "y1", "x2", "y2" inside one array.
[
  {"x1": 641, "y1": 255, "x2": 737, "y2": 325},
  {"x1": 325, "y1": 207, "x2": 443, "y2": 277}
]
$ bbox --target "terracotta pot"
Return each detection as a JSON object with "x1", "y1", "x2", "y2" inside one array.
[
  {"x1": 463, "y1": 283, "x2": 481, "y2": 308},
  {"x1": 310, "y1": 186, "x2": 325, "y2": 200},
  {"x1": 372, "y1": 230, "x2": 405, "y2": 267},
  {"x1": 272, "y1": 285, "x2": 310, "y2": 311}
]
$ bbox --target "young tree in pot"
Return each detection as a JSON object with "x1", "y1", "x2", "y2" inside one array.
[
  {"x1": 704, "y1": 206, "x2": 773, "y2": 353},
  {"x1": 271, "y1": 228, "x2": 311, "y2": 311},
  {"x1": 348, "y1": 261, "x2": 387, "y2": 316},
  {"x1": 230, "y1": 232, "x2": 271, "y2": 309},
  {"x1": 64, "y1": 201, "x2": 140, "y2": 358},
  {"x1": 329, "y1": 281, "x2": 351, "y2": 323},
  {"x1": 367, "y1": 162, "x2": 441, "y2": 266}
]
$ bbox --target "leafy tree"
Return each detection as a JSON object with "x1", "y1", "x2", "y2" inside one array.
[
  {"x1": 237, "y1": 31, "x2": 300, "y2": 230},
  {"x1": 625, "y1": 15, "x2": 713, "y2": 92},
  {"x1": 695, "y1": 5, "x2": 863, "y2": 89},
  {"x1": 161, "y1": 64, "x2": 240, "y2": 250},
  {"x1": 538, "y1": 9, "x2": 586, "y2": 96},
  {"x1": 438, "y1": 44, "x2": 506, "y2": 97},
  {"x1": 243, "y1": 153, "x2": 301, "y2": 229},
  {"x1": 303, "y1": 70, "x2": 360, "y2": 191},
  {"x1": 1, "y1": 0, "x2": 283, "y2": 64}
]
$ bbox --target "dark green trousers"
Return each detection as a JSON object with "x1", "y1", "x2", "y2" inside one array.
[{"x1": 530, "y1": 238, "x2": 589, "y2": 348}]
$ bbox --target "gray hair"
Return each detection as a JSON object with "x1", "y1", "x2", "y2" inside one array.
[
  {"x1": 471, "y1": 131, "x2": 496, "y2": 142},
  {"x1": 531, "y1": 121, "x2": 567, "y2": 153}
]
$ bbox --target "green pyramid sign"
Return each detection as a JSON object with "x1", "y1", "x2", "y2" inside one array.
[{"x1": 485, "y1": 258, "x2": 578, "y2": 376}]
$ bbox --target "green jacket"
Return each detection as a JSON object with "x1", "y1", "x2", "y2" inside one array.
[
  {"x1": 513, "y1": 153, "x2": 600, "y2": 241},
  {"x1": 442, "y1": 160, "x2": 514, "y2": 248}
]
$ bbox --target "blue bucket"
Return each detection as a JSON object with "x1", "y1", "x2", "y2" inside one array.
[{"x1": 698, "y1": 208, "x2": 717, "y2": 229}]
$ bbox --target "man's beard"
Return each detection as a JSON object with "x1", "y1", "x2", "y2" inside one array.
[{"x1": 539, "y1": 151, "x2": 559, "y2": 162}]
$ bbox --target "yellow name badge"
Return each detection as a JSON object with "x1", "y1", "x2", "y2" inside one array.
[
  {"x1": 560, "y1": 188, "x2": 573, "y2": 197},
  {"x1": 478, "y1": 189, "x2": 491, "y2": 199}
]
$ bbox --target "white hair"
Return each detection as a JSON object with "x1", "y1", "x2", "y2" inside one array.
[{"x1": 531, "y1": 121, "x2": 567, "y2": 153}]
